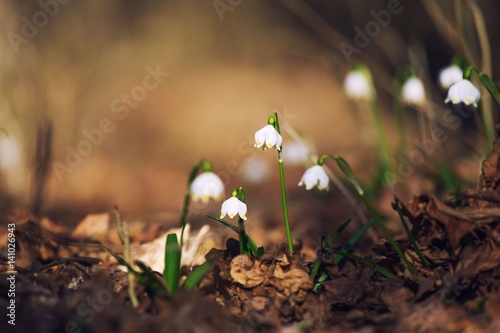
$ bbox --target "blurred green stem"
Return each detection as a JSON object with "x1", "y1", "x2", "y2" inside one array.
[{"x1": 367, "y1": 99, "x2": 392, "y2": 194}]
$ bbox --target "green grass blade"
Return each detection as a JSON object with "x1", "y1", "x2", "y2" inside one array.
[
  {"x1": 312, "y1": 271, "x2": 329, "y2": 292},
  {"x1": 135, "y1": 260, "x2": 167, "y2": 292},
  {"x1": 183, "y1": 261, "x2": 215, "y2": 291},
  {"x1": 436, "y1": 159, "x2": 459, "y2": 192},
  {"x1": 334, "y1": 217, "x2": 375, "y2": 265},
  {"x1": 164, "y1": 233, "x2": 181, "y2": 297},
  {"x1": 479, "y1": 72, "x2": 500, "y2": 106},
  {"x1": 310, "y1": 218, "x2": 352, "y2": 279},
  {"x1": 392, "y1": 198, "x2": 430, "y2": 269},
  {"x1": 332, "y1": 156, "x2": 416, "y2": 274},
  {"x1": 329, "y1": 249, "x2": 398, "y2": 279},
  {"x1": 205, "y1": 214, "x2": 238, "y2": 232},
  {"x1": 206, "y1": 214, "x2": 264, "y2": 258}
]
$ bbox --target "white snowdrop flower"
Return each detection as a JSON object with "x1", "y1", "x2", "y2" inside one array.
[
  {"x1": 190, "y1": 172, "x2": 225, "y2": 203},
  {"x1": 254, "y1": 125, "x2": 282, "y2": 151},
  {"x1": 220, "y1": 196, "x2": 247, "y2": 220},
  {"x1": 241, "y1": 157, "x2": 269, "y2": 184},
  {"x1": 0, "y1": 136, "x2": 22, "y2": 169},
  {"x1": 401, "y1": 77, "x2": 426, "y2": 106},
  {"x1": 438, "y1": 65, "x2": 463, "y2": 90},
  {"x1": 445, "y1": 79, "x2": 481, "y2": 107},
  {"x1": 344, "y1": 70, "x2": 373, "y2": 100},
  {"x1": 298, "y1": 165, "x2": 330, "y2": 190}
]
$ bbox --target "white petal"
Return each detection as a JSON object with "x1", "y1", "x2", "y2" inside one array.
[
  {"x1": 220, "y1": 197, "x2": 247, "y2": 219},
  {"x1": 401, "y1": 77, "x2": 425, "y2": 106},
  {"x1": 238, "y1": 200, "x2": 248, "y2": 220},
  {"x1": 254, "y1": 125, "x2": 282, "y2": 151},
  {"x1": 344, "y1": 71, "x2": 373, "y2": 100},
  {"x1": 254, "y1": 127, "x2": 267, "y2": 149},
  {"x1": 445, "y1": 79, "x2": 480, "y2": 107},
  {"x1": 298, "y1": 165, "x2": 330, "y2": 191},
  {"x1": 190, "y1": 172, "x2": 225, "y2": 202},
  {"x1": 438, "y1": 65, "x2": 463, "y2": 90}
]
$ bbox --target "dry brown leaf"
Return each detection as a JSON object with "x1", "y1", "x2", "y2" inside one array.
[
  {"x1": 273, "y1": 263, "x2": 313, "y2": 296},
  {"x1": 230, "y1": 254, "x2": 268, "y2": 288}
]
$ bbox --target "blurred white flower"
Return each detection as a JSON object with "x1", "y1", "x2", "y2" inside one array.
[
  {"x1": 344, "y1": 70, "x2": 373, "y2": 100},
  {"x1": 438, "y1": 65, "x2": 463, "y2": 90},
  {"x1": 190, "y1": 171, "x2": 225, "y2": 203},
  {"x1": 298, "y1": 165, "x2": 329, "y2": 190},
  {"x1": 401, "y1": 77, "x2": 426, "y2": 106},
  {"x1": 220, "y1": 196, "x2": 247, "y2": 220},
  {"x1": 445, "y1": 79, "x2": 481, "y2": 107},
  {"x1": 0, "y1": 136, "x2": 22, "y2": 169},
  {"x1": 241, "y1": 157, "x2": 269, "y2": 184},
  {"x1": 254, "y1": 125, "x2": 282, "y2": 151},
  {"x1": 283, "y1": 139, "x2": 310, "y2": 166}
]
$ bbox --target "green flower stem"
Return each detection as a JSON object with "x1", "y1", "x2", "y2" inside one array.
[
  {"x1": 235, "y1": 187, "x2": 251, "y2": 256},
  {"x1": 238, "y1": 217, "x2": 250, "y2": 255},
  {"x1": 318, "y1": 154, "x2": 416, "y2": 274},
  {"x1": 278, "y1": 150, "x2": 293, "y2": 252},
  {"x1": 269, "y1": 112, "x2": 293, "y2": 252}
]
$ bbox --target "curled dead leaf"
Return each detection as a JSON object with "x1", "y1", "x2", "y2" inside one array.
[{"x1": 230, "y1": 254, "x2": 268, "y2": 288}]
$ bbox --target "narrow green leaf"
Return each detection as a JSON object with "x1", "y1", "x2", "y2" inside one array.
[
  {"x1": 329, "y1": 249, "x2": 398, "y2": 279},
  {"x1": 478, "y1": 72, "x2": 500, "y2": 106},
  {"x1": 205, "y1": 214, "x2": 238, "y2": 232},
  {"x1": 311, "y1": 218, "x2": 352, "y2": 279},
  {"x1": 334, "y1": 217, "x2": 375, "y2": 265},
  {"x1": 164, "y1": 233, "x2": 181, "y2": 297},
  {"x1": 206, "y1": 214, "x2": 264, "y2": 258},
  {"x1": 135, "y1": 260, "x2": 167, "y2": 292},
  {"x1": 393, "y1": 198, "x2": 430, "y2": 269},
  {"x1": 332, "y1": 156, "x2": 416, "y2": 274},
  {"x1": 312, "y1": 271, "x2": 329, "y2": 292},
  {"x1": 183, "y1": 261, "x2": 215, "y2": 291}
]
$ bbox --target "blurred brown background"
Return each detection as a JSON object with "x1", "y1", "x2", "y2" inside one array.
[{"x1": 1, "y1": 0, "x2": 499, "y2": 222}]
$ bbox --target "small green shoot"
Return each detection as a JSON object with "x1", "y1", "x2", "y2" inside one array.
[
  {"x1": 319, "y1": 154, "x2": 416, "y2": 274},
  {"x1": 164, "y1": 233, "x2": 181, "y2": 297},
  {"x1": 392, "y1": 198, "x2": 430, "y2": 269},
  {"x1": 206, "y1": 214, "x2": 265, "y2": 258},
  {"x1": 310, "y1": 218, "x2": 352, "y2": 280},
  {"x1": 114, "y1": 207, "x2": 139, "y2": 308},
  {"x1": 312, "y1": 217, "x2": 375, "y2": 292},
  {"x1": 328, "y1": 249, "x2": 398, "y2": 279}
]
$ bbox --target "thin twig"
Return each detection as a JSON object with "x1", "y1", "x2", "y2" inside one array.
[{"x1": 115, "y1": 207, "x2": 139, "y2": 309}]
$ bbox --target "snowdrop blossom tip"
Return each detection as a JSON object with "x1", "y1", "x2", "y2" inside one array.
[
  {"x1": 190, "y1": 172, "x2": 225, "y2": 203},
  {"x1": 344, "y1": 70, "x2": 373, "y2": 100},
  {"x1": 445, "y1": 79, "x2": 481, "y2": 107},
  {"x1": 298, "y1": 165, "x2": 330, "y2": 191},
  {"x1": 438, "y1": 65, "x2": 463, "y2": 90},
  {"x1": 220, "y1": 196, "x2": 247, "y2": 220},
  {"x1": 401, "y1": 77, "x2": 426, "y2": 106},
  {"x1": 254, "y1": 125, "x2": 282, "y2": 151}
]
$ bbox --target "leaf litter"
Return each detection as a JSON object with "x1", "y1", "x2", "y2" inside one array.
[{"x1": 4, "y1": 131, "x2": 500, "y2": 332}]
